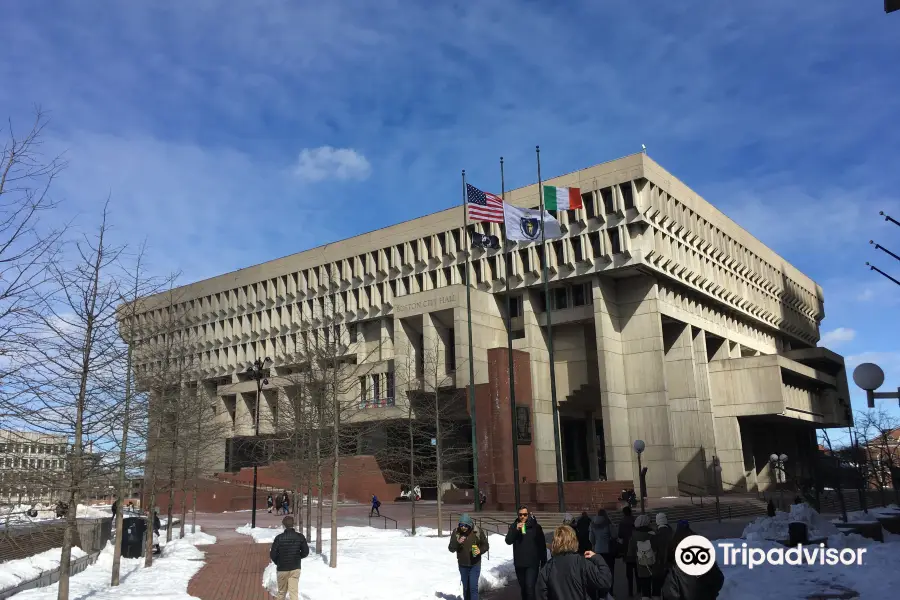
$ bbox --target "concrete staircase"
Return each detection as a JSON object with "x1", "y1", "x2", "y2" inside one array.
[{"x1": 446, "y1": 496, "x2": 770, "y2": 533}]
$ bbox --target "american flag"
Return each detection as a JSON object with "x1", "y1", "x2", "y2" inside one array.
[{"x1": 466, "y1": 183, "x2": 505, "y2": 223}]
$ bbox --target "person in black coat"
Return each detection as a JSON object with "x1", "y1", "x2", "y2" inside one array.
[
  {"x1": 270, "y1": 516, "x2": 310, "y2": 600},
  {"x1": 536, "y1": 525, "x2": 612, "y2": 600},
  {"x1": 505, "y1": 506, "x2": 547, "y2": 600},
  {"x1": 662, "y1": 522, "x2": 724, "y2": 600},
  {"x1": 575, "y1": 511, "x2": 592, "y2": 554}
]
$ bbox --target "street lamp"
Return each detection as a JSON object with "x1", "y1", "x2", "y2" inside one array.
[
  {"x1": 712, "y1": 456, "x2": 722, "y2": 523},
  {"x1": 770, "y1": 453, "x2": 788, "y2": 509},
  {"x1": 852, "y1": 362, "x2": 900, "y2": 408},
  {"x1": 633, "y1": 440, "x2": 646, "y2": 514},
  {"x1": 247, "y1": 356, "x2": 272, "y2": 529}
]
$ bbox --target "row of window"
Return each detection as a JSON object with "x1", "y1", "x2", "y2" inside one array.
[
  {"x1": 359, "y1": 372, "x2": 396, "y2": 404},
  {"x1": 0, "y1": 442, "x2": 67, "y2": 455},
  {"x1": 0, "y1": 457, "x2": 66, "y2": 470}
]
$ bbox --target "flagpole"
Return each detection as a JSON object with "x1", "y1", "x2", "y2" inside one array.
[
  {"x1": 462, "y1": 170, "x2": 481, "y2": 512},
  {"x1": 501, "y1": 157, "x2": 522, "y2": 510},
  {"x1": 536, "y1": 146, "x2": 566, "y2": 512}
]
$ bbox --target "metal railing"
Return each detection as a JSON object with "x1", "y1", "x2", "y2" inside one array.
[
  {"x1": 368, "y1": 514, "x2": 397, "y2": 529},
  {"x1": 0, "y1": 550, "x2": 100, "y2": 599}
]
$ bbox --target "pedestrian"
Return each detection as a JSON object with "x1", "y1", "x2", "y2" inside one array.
[
  {"x1": 589, "y1": 509, "x2": 617, "y2": 591},
  {"x1": 267, "y1": 494, "x2": 274, "y2": 514},
  {"x1": 505, "y1": 505, "x2": 547, "y2": 600},
  {"x1": 448, "y1": 513, "x2": 489, "y2": 600},
  {"x1": 111, "y1": 497, "x2": 118, "y2": 519},
  {"x1": 370, "y1": 494, "x2": 381, "y2": 517},
  {"x1": 575, "y1": 511, "x2": 592, "y2": 554},
  {"x1": 535, "y1": 525, "x2": 613, "y2": 600},
  {"x1": 652, "y1": 512, "x2": 674, "y2": 598},
  {"x1": 282, "y1": 491, "x2": 291, "y2": 515},
  {"x1": 626, "y1": 513, "x2": 655, "y2": 600},
  {"x1": 661, "y1": 521, "x2": 724, "y2": 600},
  {"x1": 617, "y1": 505, "x2": 636, "y2": 597},
  {"x1": 270, "y1": 515, "x2": 310, "y2": 600}
]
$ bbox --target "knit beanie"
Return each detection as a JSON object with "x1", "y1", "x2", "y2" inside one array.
[{"x1": 656, "y1": 512, "x2": 669, "y2": 527}]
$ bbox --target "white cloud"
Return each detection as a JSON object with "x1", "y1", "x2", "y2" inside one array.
[
  {"x1": 845, "y1": 351, "x2": 900, "y2": 374},
  {"x1": 819, "y1": 327, "x2": 856, "y2": 347},
  {"x1": 857, "y1": 288, "x2": 876, "y2": 301},
  {"x1": 294, "y1": 146, "x2": 371, "y2": 183}
]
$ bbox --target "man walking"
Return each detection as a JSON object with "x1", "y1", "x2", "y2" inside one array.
[
  {"x1": 270, "y1": 516, "x2": 310, "y2": 600},
  {"x1": 504, "y1": 505, "x2": 546, "y2": 600}
]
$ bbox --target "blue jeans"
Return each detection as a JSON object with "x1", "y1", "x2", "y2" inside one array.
[{"x1": 459, "y1": 563, "x2": 481, "y2": 600}]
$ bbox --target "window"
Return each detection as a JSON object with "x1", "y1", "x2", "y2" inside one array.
[
  {"x1": 508, "y1": 295, "x2": 523, "y2": 318},
  {"x1": 447, "y1": 328, "x2": 456, "y2": 374},
  {"x1": 608, "y1": 228, "x2": 621, "y2": 254},
  {"x1": 584, "y1": 192, "x2": 596, "y2": 219},
  {"x1": 572, "y1": 237, "x2": 584, "y2": 262},
  {"x1": 386, "y1": 371, "x2": 395, "y2": 400},
  {"x1": 373, "y1": 374, "x2": 381, "y2": 400},
  {"x1": 359, "y1": 376, "x2": 368, "y2": 402},
  {"x1": 348, "y1": 323, "x2": 358, "y2": 342},
  {"x1": 588, "y1": 231, "x2": 603, "y2": 258},
  {"x1": 572, "y1": 283, "x2": 587, "y2": 307},
  {"x1": 0, "y1": 444, "x2": 6, "y2": 452},
  {"x1": 621, "y1": 183, "x2": 634, "y2": 210},
  {"x1": 600, "y1": 187, "x2": 614, "y2": 214},
  {"x1": 553, "y1": 287, "x2": 568, "y2": 310}
]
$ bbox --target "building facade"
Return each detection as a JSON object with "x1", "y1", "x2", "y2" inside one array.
[
  {"x1": 129, "y1": 153, "x2": 851, "y2": 498},
  {"x1": 0, "y1": 430, "x2": 69, "y2": 505}
]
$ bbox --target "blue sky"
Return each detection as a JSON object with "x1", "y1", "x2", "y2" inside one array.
[{"x1": 2, "y1": 1, "x2": 898, "y2": 424}]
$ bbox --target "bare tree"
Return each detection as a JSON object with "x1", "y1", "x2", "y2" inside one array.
[
  {"x1": 0, "y1": 109, "x2": 67, "y2": 423},
  {"x1": 855, "y1": 409, "x2": 900, "y2": 506},
  {"x1": 109, "y1": 242, "x2": 176, "y2": 586},
  {"x1": 18, "y1": 203, "x2": 124, "y2": 600}
]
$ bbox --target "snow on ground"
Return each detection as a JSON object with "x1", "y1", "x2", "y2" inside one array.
[
  {"x1": 0, "y1": 547, "x2": 88, "y2": 590},
  {"x1": 726, "y1": 504, "x2": 900, "y2": 598},
  {"x1": 251, "y1": 526, "x2": 514, "y2": 600},
  {"x1": 237, "y1": 524, "x2": 410, "y2": 544},
  {"x1": 718, "y1": 534, "x2": 900, "y2": 600},
  {"x1": 834, "y1": 504, "x2": 900, "y2": 524},
  {"x1": 0, "y1": 503, "x2": 112, "y2": 525},
  {"x1": 743, "y1": 503, "x2": 841, "y2": 541},
  {"x1": 9, "y1": 528, "x2": 215, "y2": 600}
]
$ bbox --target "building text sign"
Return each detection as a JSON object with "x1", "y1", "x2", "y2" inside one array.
[{"x1": 394, "y1": 294, "x2": 458, "y2": 314}]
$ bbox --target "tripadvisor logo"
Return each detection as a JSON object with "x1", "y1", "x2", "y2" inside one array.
[{"x1": 675, "y1": 534, "x2": 868, "y2": 575}]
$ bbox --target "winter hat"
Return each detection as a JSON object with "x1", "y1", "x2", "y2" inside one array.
[
  {"x1": 459, "y1": 513, "x2": 474, "y2": 527},
  {"x1": 677, "y1": 519, "x2": 689, "y2": 529},
  {"x1": 656, "y1": 512, "x2": 669, "y2": 527},
  {"x1": 634, "y1": 514, "x2": 652, "y2": 528}
]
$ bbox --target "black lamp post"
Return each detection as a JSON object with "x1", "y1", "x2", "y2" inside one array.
[
  {"x1": 247, "y1": 356, "x2": 271, "y2": 529},
  {"x1": 633, "y1": 440, "x2": 646, "y2": 514}
]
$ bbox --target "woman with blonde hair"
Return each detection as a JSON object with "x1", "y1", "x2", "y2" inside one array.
[{"x1": 536, "y1": 525, "x2": 612, "y2": 600}]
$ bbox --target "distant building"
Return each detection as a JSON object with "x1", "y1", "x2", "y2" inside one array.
[{"x1": 0, "y1": 430, "x2": 69, "y2": 505}]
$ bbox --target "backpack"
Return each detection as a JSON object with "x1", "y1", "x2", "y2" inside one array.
[{"x1": 636, "y1": 539, "x2": 656, "y2": 568}]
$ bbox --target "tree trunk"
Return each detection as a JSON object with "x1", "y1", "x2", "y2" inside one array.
[
  {"x1": 329, "y1": 385, "x2": 339, "y2": 568},
  {"x1": 179, "y1": 486, "x2": 187, "y2": 539},
  {"x1": 144, "y1": 411, "x2": 163, "y2": 567},
  {"x1": 111, "y1": 342, "x2": 134, "y2": 586},
  {"x1": 435, "y1": 386, "x2": 443, "y2": 537},
  {"x1": 305, "y1": 475, "x2": 312, "y2": 541},
  {"x1": 315, "y1": 429, "x2": 323, "y2": 554},
  {"x1": 409, "y1": 404, "x2": 416, "y2": 535}
]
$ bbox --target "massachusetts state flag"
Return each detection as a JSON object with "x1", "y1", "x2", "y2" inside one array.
[{"x1": 466, "y1": 184, "x2": 505, "y2": 223}]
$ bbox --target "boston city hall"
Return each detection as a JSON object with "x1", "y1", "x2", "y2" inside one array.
[{"x1": 126, "y1": 153, "x2": 851, "y2": 509}]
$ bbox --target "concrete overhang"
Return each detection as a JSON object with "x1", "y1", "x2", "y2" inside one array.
[{"x1": 708, "y1": 353, "x2": 851, "y2": 427}]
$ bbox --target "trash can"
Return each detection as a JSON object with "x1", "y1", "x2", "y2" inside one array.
[{"x1": 120, "y1": 516, "x2": 147, "y2": 558}]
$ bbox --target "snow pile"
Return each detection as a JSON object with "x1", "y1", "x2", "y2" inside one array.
[
  {"x1": 836, "y1": 505, "x2": 900, "y2": 524},
  {"x1": 718, "y1": 535, "x2": 900, "y2": 600},
  {"x1": 743, "y1": 503, "x2": 840, "y2": 542},
  {"x1": 237, "y1": 524, "x2": 423, "y2": 544},
  {"x1": 0, "y1": 503, "x2": 112, "y2": 524},
  {"x1": 0, "y1": 547, "x2": 88, "y2": 590},
  {"x1": 259, "y1": 526, "x2": 515, "y2": 599},
  {"x1": 8, "y1": 529, "x2": 215, "y2": 599}
]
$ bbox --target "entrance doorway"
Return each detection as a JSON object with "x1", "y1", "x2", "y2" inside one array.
[{"x1": 561, "y1": 417, "x2": 589, "y2": 481}]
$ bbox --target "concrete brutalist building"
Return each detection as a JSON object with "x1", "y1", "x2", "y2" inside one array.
[{"x1": 128, "y1": 153, "x2": 851, "y2": 500}]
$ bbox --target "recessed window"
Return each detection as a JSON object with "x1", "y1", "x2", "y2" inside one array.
[
  {"x1": 600, "y1": 187, "x2": 614, "y2": 214},
  {"x1": 572, "y1": 283, "x2": 587, "y2": 307},
  {"x1": 608, "y1": 228, "x2": 621, "y2": 254},
  {"x1": 621, "y1": 183, "x2": 634, "y2": 210},
  {"x1": 553, "y1": 287, "x2": 568, "y2": 310}
]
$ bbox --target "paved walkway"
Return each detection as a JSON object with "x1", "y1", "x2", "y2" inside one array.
[{"x1": 186, "y1": 505, "x2": 757, "y2": 599}]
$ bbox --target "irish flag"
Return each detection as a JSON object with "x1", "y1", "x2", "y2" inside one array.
[{"x1": 543, "y1": 186, "x2": 582, "y2": 211}]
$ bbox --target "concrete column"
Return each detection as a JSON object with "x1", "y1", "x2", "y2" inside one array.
[
  {"x1": 662, "y1": 321, "x2": 706, "y2": 492},
  {"x1": 616, "y1": 276, "x2": 678, "y2": 497},
  {"x1": 591, "y1": 278, "x2": 634, "y2": 484},
  {"x1": 519, "y1": 289, "x2": 557, "y2": 483},
  {"x1": 692, "y1": 328, "x2": 719, "y2": 489},
  {"x1": 585, "y1": 410, "x2": 600, "y2": 481},
  {"x1": 713, "y1": 416, "x2": 748, "y2": 491}
]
